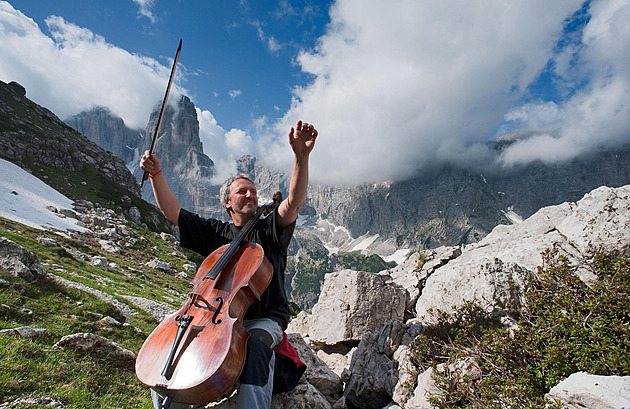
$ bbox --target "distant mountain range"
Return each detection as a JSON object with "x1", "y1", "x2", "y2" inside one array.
[{"x1": 63, "y1": 84, "x2": 630, "y2": 254}]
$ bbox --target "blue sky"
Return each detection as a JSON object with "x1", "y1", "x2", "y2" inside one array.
[
  {"x1": 1, "y1": 0, "x2": 629, "y2": 185},
  {"x1": 3, "y1": 0, "x2": 331, "y2": 132}
]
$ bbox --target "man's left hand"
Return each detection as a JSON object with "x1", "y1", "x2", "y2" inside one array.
[{"x1": 289, "y1": 120, "x2": 318, "y2": 158}]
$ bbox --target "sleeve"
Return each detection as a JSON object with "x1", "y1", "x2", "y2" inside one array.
[
  {"x1": 178, "y1": 208, "x2": 230, "y2": 257},
  {"x1": 270, "y1": 209, "x2": 296, "y2": 251}
]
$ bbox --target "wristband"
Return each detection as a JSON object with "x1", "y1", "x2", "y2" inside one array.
[{"x1": 149, "y1": 169, "x2": 162, "y2": 178}]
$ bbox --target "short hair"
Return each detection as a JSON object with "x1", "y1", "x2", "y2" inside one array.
[{"x1": 219, "y1": 174, "x2": 255, "y2": 213}]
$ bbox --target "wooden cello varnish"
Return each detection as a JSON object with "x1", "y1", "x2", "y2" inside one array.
[{"x1": 135, "y1": 195, "x2": 280, "y2": 406}]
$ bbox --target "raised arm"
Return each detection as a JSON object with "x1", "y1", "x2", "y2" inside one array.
[
  {"x1": 139, "y1": 151, "x2": 181, "y2": 225},
  {"x1": 277, "y1": 120, "x2": 318, "y2": 229}
]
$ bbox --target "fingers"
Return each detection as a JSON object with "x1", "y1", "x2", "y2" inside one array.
[
  {"x1": 294, "y1": 120, "x2": 317, "y2": 136},
  {"x1": 139, "y1": 151, "x2": 160, "y2": 173},
  {"x1": 289, "y1": 120, "x2": 317, "y2": 155}
]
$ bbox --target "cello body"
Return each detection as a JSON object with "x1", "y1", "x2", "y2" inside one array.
[{"x1": 135, "y1": 241, "x2": 273, "y2": 404}]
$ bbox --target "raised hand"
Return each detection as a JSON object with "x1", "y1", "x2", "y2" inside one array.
[{"x1": 289, "y1": 120, "x2": 318, "y2": 158}]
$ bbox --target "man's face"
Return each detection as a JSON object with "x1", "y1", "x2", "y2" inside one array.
[{"x1": 225, "y1": 178, "x2": 258, "y2": 220}]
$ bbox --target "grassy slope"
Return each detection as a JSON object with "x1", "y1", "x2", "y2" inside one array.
[{"x1": 0, "y1": 216, "x2": 194, "y2": 408}]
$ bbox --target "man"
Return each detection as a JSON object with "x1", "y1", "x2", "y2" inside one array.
[{"x1": 139, "y1": 120, "x2": 317, "y2": 409}]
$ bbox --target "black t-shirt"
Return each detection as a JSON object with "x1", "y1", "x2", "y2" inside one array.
[{"x1": 178, "y1": 208, "x2": 295, "y2": 330}]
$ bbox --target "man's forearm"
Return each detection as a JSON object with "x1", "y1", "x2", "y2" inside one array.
[
  {"x1": 289, "y1": 154, "x2": 309, "y2": 206},
  {"x1": 278, "y1": 154, "x2": 309, "y2": 228},
  {"x1": 150, "y1": 173, "x2": 181, "y2": 225}
]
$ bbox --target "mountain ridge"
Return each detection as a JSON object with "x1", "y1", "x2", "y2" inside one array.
[{"x1": 64, "y1": 92, "x2": 630, "y2": 252}]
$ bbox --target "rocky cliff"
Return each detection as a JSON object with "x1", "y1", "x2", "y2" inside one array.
[
  {"x1": 135, "y1": 95, "x2": 221, "y2": 218},
  {"x1": 0, "y1": 80, "x2": 140, "y2": 197},
  {"x1": 308, "y1": 146, "x2": 630, "y2": 250},
  {"x1": 65, "y1": 106, "x2": 144, "y2": 165},
  {"x1": 67, "y1": 95, "x2": 223, "y2": 221},
  {"x1": 62, "y1": 87, "x2": 630, "y2": 256}
]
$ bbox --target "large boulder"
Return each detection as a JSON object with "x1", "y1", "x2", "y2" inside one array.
[
  {"x1": 309, "y1": 270, "x2": 406, "y2": 346},
  {"x1": 415, "y1": 185, "x2": 630, "y2": 320},
  {"x1": 0, "y1": 236, "x2": 47, "y2": 282},
  {"x1": 546, "y1": 372, "x2": 630, "y2": 409}
]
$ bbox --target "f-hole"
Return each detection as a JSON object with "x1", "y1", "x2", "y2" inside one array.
[{"x1": 212, "y1": 297, "x2": 224, "y2": 324}]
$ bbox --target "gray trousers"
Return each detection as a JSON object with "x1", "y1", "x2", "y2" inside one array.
[{"x1": 151, "y1": 318, "x2": 283, "y2": 409}]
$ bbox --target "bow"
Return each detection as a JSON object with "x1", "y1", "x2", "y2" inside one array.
[{"x1": 141, "y1": 39, "x2": 182, "y2": 187}]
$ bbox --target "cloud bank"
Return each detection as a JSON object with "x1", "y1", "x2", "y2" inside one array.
[
  {"x1": 0, "y1": 2, "x2": 176, "y2": 129},
  {"x1": 267, "y1": 0, "x2": 630, "y2": 184},
  {"x1": 1, "y1": 1, "x2": 629, "y2": 187}
]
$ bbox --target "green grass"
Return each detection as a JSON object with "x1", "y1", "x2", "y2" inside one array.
[
  {"x1": 0, "y1": 271, "x2": 154, "y2": 408},
  {"x1": 0, "y1": 216, "x2": 197, "y2": 408}
]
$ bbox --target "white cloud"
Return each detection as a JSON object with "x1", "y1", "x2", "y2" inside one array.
[
  {"x1": 132, "y1": 0, "x2": 157, "y2": 23},
  {"x1": 253, "y1": 21, "x2": 282, "y2": 52},
  {"x1": 498, "y1": 0, "x2": 630, "y2": 167},
  {"x1": 504, "y1": 102, "x2": 564, "y2": 129},
  {"x1": 225, "y1": 128, "x2": 255, "y2": 156},
  {"x1": 197, "y1": 108, "x2": 259, "y2": 183},
  {"x1": 261, "y1": 0, "x2": 630, "y2": 184},
  {"x1": 229, "y1": 89, "x2": 242, "y2": 100},
  {"x1": 2, "y1": 0, "x2": 629, "y2": 187},
  {"x1": 498, "y1": 133, "x2": 581, "y2": 166},
  {"x1": 0, "y1": 2, "x2": 177, "y2": 129}
]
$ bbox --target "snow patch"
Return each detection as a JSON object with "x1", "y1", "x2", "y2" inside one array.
[
  {"x1": 0, "y1": 159, "x2": 85, "y2": 232},
  {"x1": 502, "y1": 206, "x2": 523, "y2": 224},
  {"x1": 384, "y1": 248, "x2": 411, "y2": 265},
  {"x1": 346, "y1": 233, "x2": 379, "y2": 253}
]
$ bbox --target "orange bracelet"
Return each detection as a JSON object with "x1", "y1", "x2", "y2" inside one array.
[{"x1": 149, "y1": 169, "x2": 162, "y2": 178}]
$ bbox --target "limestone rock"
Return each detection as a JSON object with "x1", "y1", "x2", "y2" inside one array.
[
  {"x1": 555, "y1": 185, "x2": 630, "y2": 280},
  {"x1": 288, "y1": 333, "x2": 343, "y2": 404},
  {"x1": 386, "y1": 246, "x2": 461, "y2": 312},
  {"x1": 271, "y1": 382, "x2": 333, "y2": 409},
  {"x1": 52, "y1": 332, "x2": 136, "y2": 361},
  {"x1": 310, "y1": 270, "x2": 406, "y2": 346},
  {"x1": 0, "y1": 326, "x2": 47, "y2": 338},
  {"x1": 146, "y1": 258, "x2": 173, "y2": 273},
  {"x1": 123, "y1": 295, "x2": 175, "y2": 322},
  {"x1": 0, "y1": 236, "x2": 47, "y2": 282},
  {"x1": 405, "y1": 366, "x2": 441, "y2": 409},
  {"x1": 391, "y1": 344, "x2": 418, "y2": 407},
  {"x1": 415, "y1": 185, "x2": 630, "y2": 319},
  {"x1": 317, "y1": 348, "x2": 355, "y2": 378},
  {"x1": 546, "y1": 372, "x2": 630, "y2": 409},
  {"x1": 342, "y1": 320, "x2": 405, "y2": 409},
  {"x1": 286, "y1": 310, "x2": 311, "y2": 338}
]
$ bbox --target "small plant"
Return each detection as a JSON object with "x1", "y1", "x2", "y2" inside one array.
[
  {"x1": 417, "y1": 251, "x2": 428, "y2": 270},
  {"x1": 414, "y1": 251, "x2": 630, "y2": 408}
]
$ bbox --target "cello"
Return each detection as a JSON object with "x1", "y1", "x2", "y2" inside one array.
[{"x1": 135, "y1": 193, "x2": 282, "y2": 408}]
